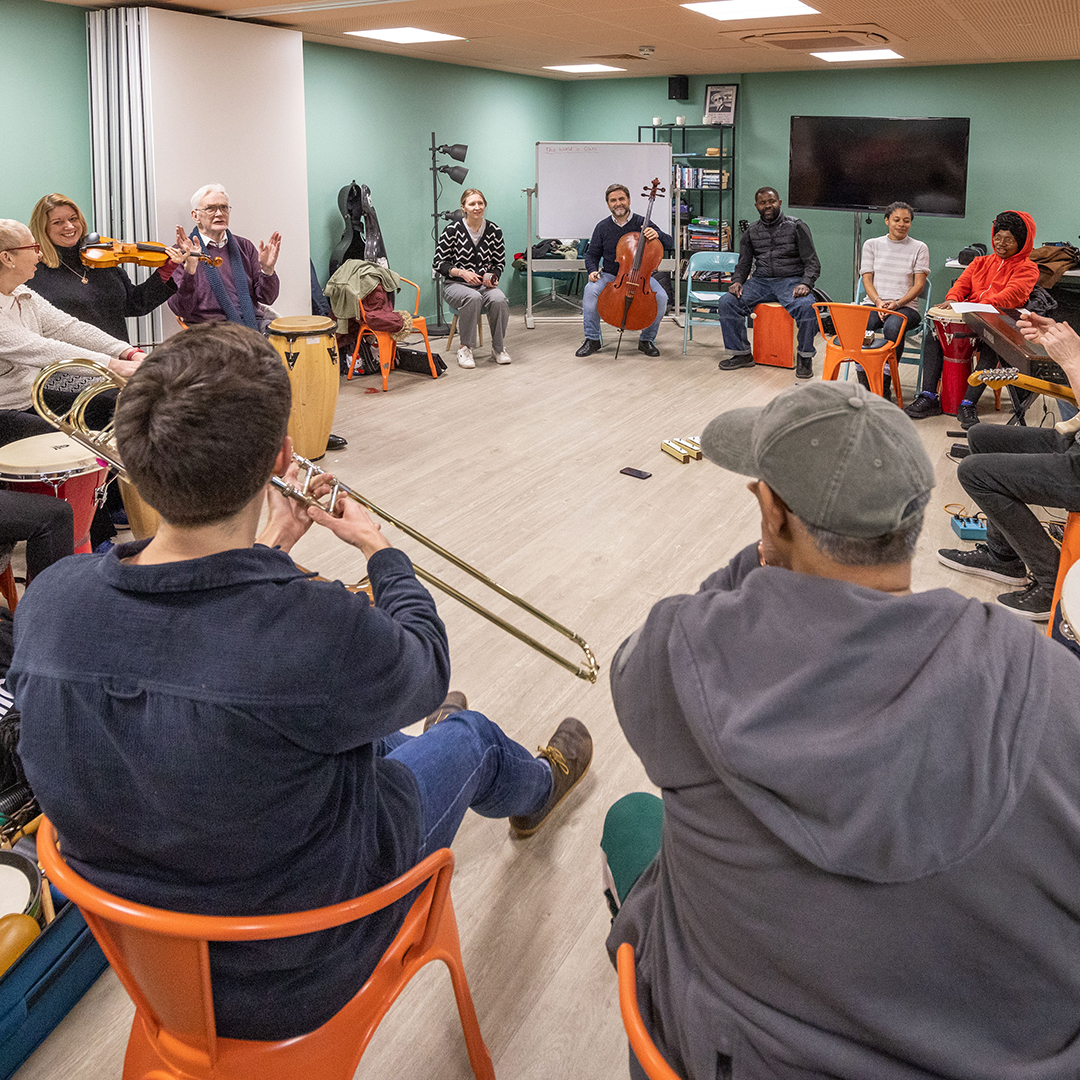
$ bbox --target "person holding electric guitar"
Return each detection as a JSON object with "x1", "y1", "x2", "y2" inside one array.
[{"x1": 937, "y1": 311, "x2": 1080, "y2": 620}]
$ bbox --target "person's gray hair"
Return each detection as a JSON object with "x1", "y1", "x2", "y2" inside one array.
[
  {"x1": 190, "y1": 184, "x2": 229, "y2": 211},
  {"x1": 0, "y1": 220, "x2": 29, "y2": 251},
  {"x1": 800, "y1": 494, "x2": 929, "y2": 567}
]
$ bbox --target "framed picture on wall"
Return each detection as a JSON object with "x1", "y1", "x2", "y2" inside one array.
[{"x1": 704, "y1": 84, "x2": 737, "y2": 125}]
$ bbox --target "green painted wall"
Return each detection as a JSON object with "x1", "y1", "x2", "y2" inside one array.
[
  {"x1": 564, "y1": 63, "x2": 1080, "y2": 301},
  {"x1": 303, "y1": 43, "x2": 566, "y2": 315},
  {"x1": 8, "y1": 0, "x2": 1080, "y2": 317},
  {"x1": 0, "y1": 0, "x2": 93, "y2": 223}
]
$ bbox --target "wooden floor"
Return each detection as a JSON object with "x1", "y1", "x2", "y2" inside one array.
[{"x1": 11, "y1": 314, "x2": 1065, "y2": 1079}]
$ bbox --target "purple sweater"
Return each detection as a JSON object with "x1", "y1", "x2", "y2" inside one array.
[{"x1": 167, "y1": 232, "x2": 279, "y2": 325}]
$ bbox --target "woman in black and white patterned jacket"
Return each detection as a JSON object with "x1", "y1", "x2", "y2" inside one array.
[{"x1": 433, "y1": 189, "x2": 510, "y2": 369}]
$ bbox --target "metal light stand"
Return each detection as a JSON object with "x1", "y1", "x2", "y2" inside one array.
[{"x1": 429, "y1": 132, "x2": 469, "y2": 336}]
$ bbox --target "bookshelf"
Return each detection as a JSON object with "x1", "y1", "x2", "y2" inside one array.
[{"x1": 638, "y1": 123, "x2": 736, "y2": 319}]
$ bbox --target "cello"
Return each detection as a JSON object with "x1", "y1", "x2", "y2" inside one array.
[{"x1": 596, "y1": 178, "x2": 666, "y2": 358}]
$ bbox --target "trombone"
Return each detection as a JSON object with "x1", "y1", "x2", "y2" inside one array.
[
  {"x1": 30, "y1": 359, "x2": 600, "y2": 683},
  {"x1": 272, "y1": 456, "x2": 599, "y2": 682}
]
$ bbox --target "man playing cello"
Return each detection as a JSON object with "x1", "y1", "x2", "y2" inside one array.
[{"x1": 576, "y1": 184, "x2": 672, "y2": 359}]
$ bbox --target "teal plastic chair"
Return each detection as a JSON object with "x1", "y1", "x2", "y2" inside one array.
[
  {"x1": 682, "y1": 250, "x2": 740, "y2": 354},
  {"x1": 851, "y1": 277, "x2": 932, "y2": 392}
]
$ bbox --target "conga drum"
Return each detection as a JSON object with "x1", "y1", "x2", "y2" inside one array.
[
  {"x1": 118, "y1": 478, "x2": 159, "y2": 541},
  {"x1": 0, "y1": 434, "x2": 108, "y2": 554},
  {"x1": 267, "y1": 316, "x2": 339, "y2": 461},
  {"x1": 928, "y1": 305, "x2": 978, "y2": 415}
]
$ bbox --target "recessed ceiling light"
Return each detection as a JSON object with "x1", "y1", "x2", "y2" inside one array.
[
  {"x1": 544, "y1": 64, "x2": 626, "y2": 73},
  {"x1": 346, "y1": 27, "x2": 463, "y2": 44},
  {"x1": 812, "y1": 49, "x2": 903, "y2": 62},
  {"x1": 682, "y1": 0, "x2": 819, "y2": 21}
]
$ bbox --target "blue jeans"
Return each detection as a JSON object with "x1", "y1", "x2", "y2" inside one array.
[
  {"x1": 865, "y1": 304, "x2": 919, "y2": 353},
  {"x1": 583, "y1": 273, "x2": 667, "y2": 343},
  {"x1": 382, "y1": 710, "x2": 552, "y2": 855},
  {"x1": 716, "y1": 276, "x2": 817, "y2": 357}
]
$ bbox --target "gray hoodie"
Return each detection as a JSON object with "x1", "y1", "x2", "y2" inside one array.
[{"x1": 609, "y1": 543, "x2": 1080, "y2": 1080}]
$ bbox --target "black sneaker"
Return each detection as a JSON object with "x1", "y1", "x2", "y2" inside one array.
[
  {"x1": 422, "y1": 690, "x2": 468, "y2": 732},
  {"x1": 795, "y1": 355, "x2": 814, "y2": 380},
  {"x1": 718, "y1": 352, "x2": 754, "y2": 371},
  {"x1": 937, "y1": 544, "x2": 1029, "y2": 585},
  {"x1": 575, "y1": 339, "x2": 602, "y2": 357},
  {"x1": 509, "y1": 718, "x2": 592, "y2": 838},
  {"x1": 904, "y1": 393, "x2": 942, "y2": 420},
  {"x1": 957, "y1": 401, "x2": 980, "y2": 430},
  {"x1": 997, "y1": 580, "x2": 1055, "y2": 621}
]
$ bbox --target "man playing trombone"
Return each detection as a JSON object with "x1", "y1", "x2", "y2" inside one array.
[{"x1": 9, "y1": 322, "x2": 592, "y2": 1042}]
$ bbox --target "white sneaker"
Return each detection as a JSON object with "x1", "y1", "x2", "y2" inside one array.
[
  {"x1": 491, "y1": 349, "x2": 512, "y2": 365},
  {"x1": 457, "y1": 346, "x2": 475, "y2": 369}
]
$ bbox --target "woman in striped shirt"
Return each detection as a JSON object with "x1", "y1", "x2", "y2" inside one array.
[{"x1": 433, "y1": 189, "x2": 510, "y2": 369}]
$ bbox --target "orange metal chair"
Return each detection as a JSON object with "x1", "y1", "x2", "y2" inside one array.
[
  {"x1": 616, "y1": 943, "x2": 683, "y2": 1080},
  {"x1": 814, "y1": 302, "x2": 908, "y2": 409},
  {"x1": 1048, "y1": 511, "x2": 1080, "y2": 637},
  {"x1": 349, "y1": 277, "x2": 438, "y2": 391},
  {"x1": 37, "y1": 819, "x2": 495, "y2": 1080}
]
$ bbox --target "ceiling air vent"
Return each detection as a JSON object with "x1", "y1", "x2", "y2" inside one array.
[
  {"x1": 583, "y1": 54, "x2": 650, "y2": 62},
  {"x1": 739, "y1": 28, "x2": 892, "y2": 52}
]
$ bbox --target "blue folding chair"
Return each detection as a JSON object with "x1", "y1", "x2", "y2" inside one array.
[{"x1": 682, "y1": 250, "x2": 740, "y2": 354}]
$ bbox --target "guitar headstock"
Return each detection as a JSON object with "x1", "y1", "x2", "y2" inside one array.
[{"x1": 970, "y1": 367, "x2": 1020, "y2": 388}]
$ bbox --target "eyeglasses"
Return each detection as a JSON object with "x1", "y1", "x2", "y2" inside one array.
[
  {"x1": 2, "y1": 244, "x2": 41, "y2": 254},
  {"x1": 197, "y1": 205, "x2": 231, "y2": 216}
]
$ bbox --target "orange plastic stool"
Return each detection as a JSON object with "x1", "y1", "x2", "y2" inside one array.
[
  {"x1": 1048, "y1": 512, "x2": 1080, "y2": 637},
  {"x1": 38, "y1": 820, "x2": 495, "y2": 1080},
  {"x1": 617, "y1": 943, "x2": 682, "y2": 1080},
  {"x1": 751, "y1": 303, "x2": 796, "y2": 368}
]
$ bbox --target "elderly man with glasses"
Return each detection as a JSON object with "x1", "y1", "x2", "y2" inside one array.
[{"x1": 168, "y1": 184, "x2": 282, "y2": 332}]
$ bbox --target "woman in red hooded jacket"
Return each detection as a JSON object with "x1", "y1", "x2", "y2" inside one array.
[{"x1": 905, "y1": 210, "x2": 1038, "y2": 426}]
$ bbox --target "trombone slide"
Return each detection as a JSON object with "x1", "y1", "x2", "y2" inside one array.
[{"x1": 273, "y1": 455, "x2": 600, "y2": 683}]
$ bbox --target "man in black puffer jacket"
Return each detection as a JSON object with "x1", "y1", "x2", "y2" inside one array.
[{"x1": 716, "y1": 187, "x2": 821, "y2": 379}]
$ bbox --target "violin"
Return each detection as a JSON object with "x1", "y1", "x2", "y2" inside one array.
[
  {"x1": 595, "y1": 179, "x2": 666, "y2": 356},
  {"x1": 79, "y1": 233, "x2": 222, "y2": 271}
]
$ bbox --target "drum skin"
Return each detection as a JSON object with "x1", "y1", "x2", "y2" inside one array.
[
  {"x1": 267, "y1": 316, "x2": 340, "y2": 460},
  {"x1": 0, "y1": 434, "x2": 107, "y2": 554}
]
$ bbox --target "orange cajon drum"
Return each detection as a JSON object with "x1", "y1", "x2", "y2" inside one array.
[{"x1": 751, "y1": 303, "x2": 796, "y2": 369}]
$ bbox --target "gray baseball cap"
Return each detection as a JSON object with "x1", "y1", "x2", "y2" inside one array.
[{"x1": 700, "y1": 381, "x2": 935, "y2": 538}]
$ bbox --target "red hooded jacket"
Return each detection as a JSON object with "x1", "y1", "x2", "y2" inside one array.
[{"x1": 946, "y1": 210, "x2": 1038, "y2": 309}]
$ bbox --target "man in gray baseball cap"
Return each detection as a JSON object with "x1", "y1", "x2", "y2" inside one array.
[{"x1": 602, "y1": 381, "x2": 1080, "y2": 1080}]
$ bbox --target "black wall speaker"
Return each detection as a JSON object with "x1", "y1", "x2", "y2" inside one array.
[{"x1": 668, "y1": 75, "x2": 689, "y2": 101}]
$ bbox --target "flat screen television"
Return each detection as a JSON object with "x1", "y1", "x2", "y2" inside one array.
[{"x1": 788, "y1": 115, "x2": 970, "y2": 217}]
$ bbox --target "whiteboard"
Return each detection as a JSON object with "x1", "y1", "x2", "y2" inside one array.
[{"x1": 536, "y1": 142, "x2": 673, "y2": 240}]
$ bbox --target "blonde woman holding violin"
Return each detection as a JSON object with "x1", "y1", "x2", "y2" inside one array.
[{"x1": 29, "y1": 193, "x2": 199, "y2": 342}]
